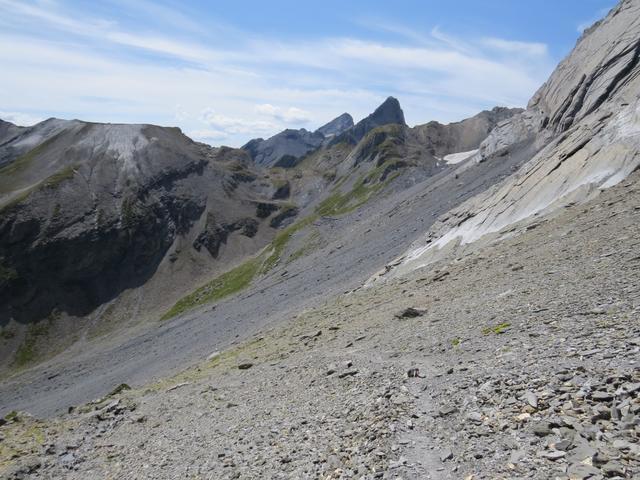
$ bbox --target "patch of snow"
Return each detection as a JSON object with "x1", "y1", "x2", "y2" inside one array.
[
  {"x1": 397, "y1": 136, "x2": 640, "y2": 276},
  {"x1": 442, "y1": 149, "x2": 478, "y2": 164}
]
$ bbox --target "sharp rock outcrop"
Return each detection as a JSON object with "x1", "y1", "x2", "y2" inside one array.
[
  {"x1": 316, "y1": 113, "x2": 354, "y2": 137},
  {"x1": 332, "y1": 96, "x2": 406, "y2": 146}
]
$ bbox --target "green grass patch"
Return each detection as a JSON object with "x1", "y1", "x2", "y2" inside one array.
[
  {"x1": 4, "y1": 411, "x2": 18, "y2": 422},
  {"x1": 162, "y1": 156, "x2": 403, "y2": 320},
  {"x1": 288, "y1": 230, "x2": 320, "y2": 263},
  {"x1": 316, "y1": 157, "x2": 404, "y2": 217},
  {"x1": 0, "y1": 163, "x2": 77, "y2": 213},
  {"x1": 162, "y1": 213, "x2": 320, "y2": 320},
  {"x1": 161, "y1": 255, "x2": 262, "y2": 321},
  {"x1": 451, "y1": 337, "x2": 461, "y2": 347},
  {"x1": 260, "y1": 214, "x2": 317, "y2": 273},
  {"x1": 0, "y1": 187, "x2": 36, "y2": 213},
  {"x1": 13, "y1": 322, "x2": 51, "y2": 368},
  {"x1": 369, "y1": 125, "x2": 404, "y2": 157},
  {"x1": 270, "y1": 177, "x2": 289, "y2": 189},
  {"x1": 482, "y1": 322, "x2": 511, "y2": 335},
  {"x1": 316, "y1": 177, "x2": 376, "y2": 216},
  {"x1": 41, "y1": 164, "x2": 77, "y2": 189}
]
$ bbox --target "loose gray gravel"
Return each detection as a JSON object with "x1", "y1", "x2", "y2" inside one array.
[
  {"x1": 0, "y1": 142, "x2": 528, "y2": 419},
  {"x1": 1, "y1": 162, "x2": 638, "y2": 480}
]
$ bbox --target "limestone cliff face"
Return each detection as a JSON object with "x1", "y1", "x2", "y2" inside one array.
[
  {"x1": 412, "y1": 107, "x2": 523, "y2": 158},
  {"x1": 373, "y1": 0, "x2": 640, "y2": 279}
]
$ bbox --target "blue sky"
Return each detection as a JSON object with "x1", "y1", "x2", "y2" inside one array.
[{"x1": 0, "y1": 0, "x2": 615, "y2": 147}]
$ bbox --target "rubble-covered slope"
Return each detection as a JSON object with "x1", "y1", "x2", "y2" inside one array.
[{"x1": 2, "y1": 151, "x2": 638, "y2": 480}]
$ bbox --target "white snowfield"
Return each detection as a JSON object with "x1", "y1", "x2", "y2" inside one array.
[{"x1": 442, "y1": 149, "x2": 478, "y2": 164}]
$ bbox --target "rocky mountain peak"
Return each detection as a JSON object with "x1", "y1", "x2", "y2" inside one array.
[
  {"x1": 331, "y1": 96, "x2": 406, "y2": 146},
  {"x1": 371, "y1": 96, "x2": 405, "y2": 126},
  {"x1": 315, "y1": 113, "x2": 354, "y2": 137}
]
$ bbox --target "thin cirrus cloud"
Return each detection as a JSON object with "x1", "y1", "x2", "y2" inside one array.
[
  {"x1": 254, "y1": 104, "x2": 313, "y2": 124},
  {"x1": 0, "y1": 0, "x2": 555, "y2": 147},
  {"x1": 480, "y1": 38, "x2": 549, "y2": 57}
]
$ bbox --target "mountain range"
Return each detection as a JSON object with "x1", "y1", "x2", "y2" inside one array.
[
  {"x1": 1, "y1": 1, "x2": 639, "y2": 478},
  {"x1": 0, "y1": 93, "x2": 521, "y2": 370}
]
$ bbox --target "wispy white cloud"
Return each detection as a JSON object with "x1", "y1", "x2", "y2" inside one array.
[
  {"x1": 481, "y1": 38, "x2": 548, "y2": 57},
  {"x1": 255, "y1": 104, "x2": 312, "y2": 124},
  {"x1": 200, "y1": 108, "x2": 277, "y2": 135},
  {"x1": 430, "y1": 26, "x2": 475, "y2": 55},
  {"x1": 0, "y1": 0, "x2": 556, "y2": 146}
]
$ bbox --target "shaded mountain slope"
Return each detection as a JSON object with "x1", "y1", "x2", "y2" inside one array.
[
  {"x1": 242, "y1": 128, "x2": 325, "y2": 168},
  {"x1": 0, "y1": 121, "x2": 293, "y2": 358}
]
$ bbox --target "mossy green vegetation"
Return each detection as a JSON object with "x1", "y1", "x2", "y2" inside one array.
[
  {"x1": 260, "y1": 214, "x2": 317, "y2": 273},
  {"x1": 482, "y1": 322, "x2": 511, "y2": 335},
  {"x1": 163, "y1": 155, "x2": 404, "y2": 321},
  {"x1": 0, "y1": 163, "x2": 77, "y2": 213},
  {"x1": 4, "y1": 411, "x2": 18, "y2": 421},
  {"x1": 357, "y1": 124, "x2": 405, "y2": 163},
  {"x1": 0, "y1": 187, "x2": 35, "y2": 213},
  {"x1": 41, "y1": 164, "x2": 77, "y2": 189},
  {"x1": 107, "y1": 383, "x2": 131, "y2": 397},
  {"x1": 12, "y1": 310, "x2": 61, "y2": 368},
  {"x1": 316, "y1": 161, "x2": 400, "y2": 217},
  {"x1": 0, "y1": 414, "x2": 47, "y2": 469},
  {"x1": 288, "y1": 230, "x2": 320, "y2": 263}
]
